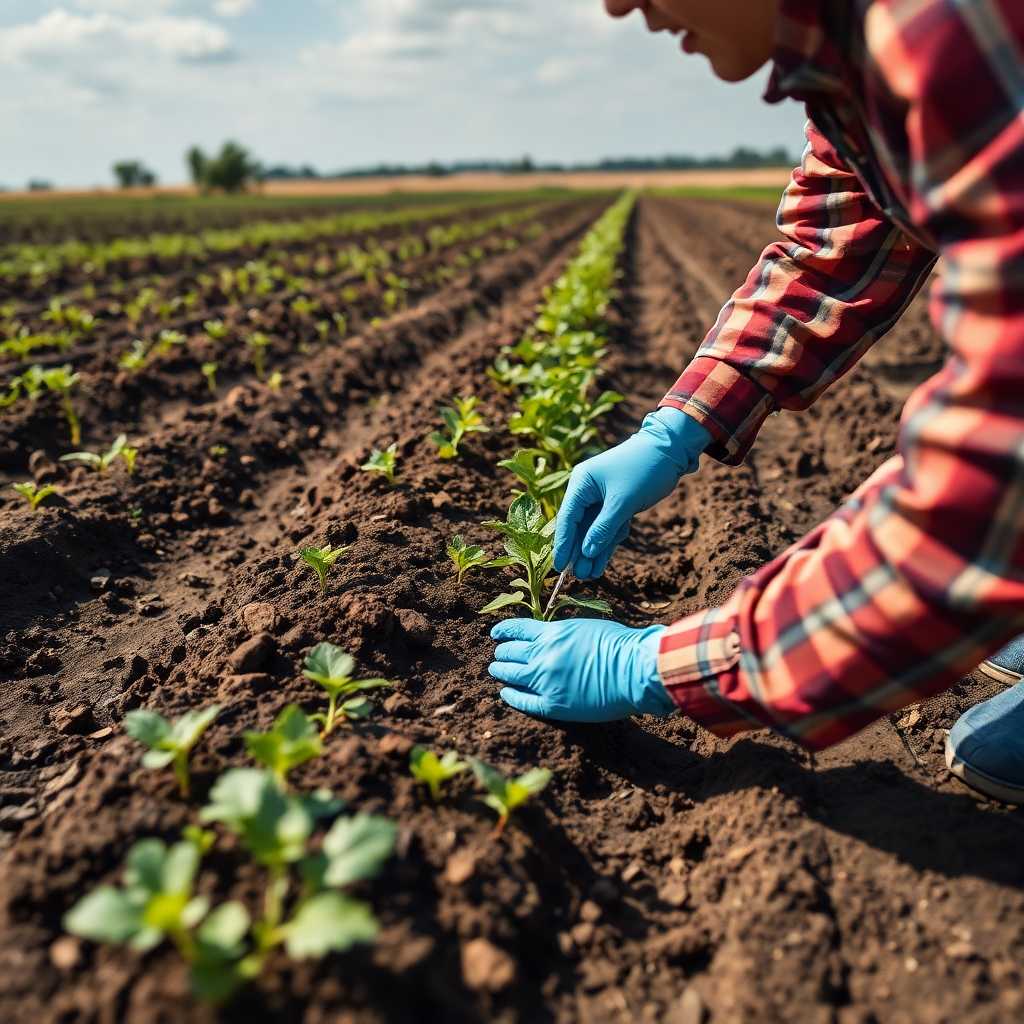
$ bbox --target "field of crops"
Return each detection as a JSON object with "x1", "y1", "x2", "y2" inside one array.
[{"x1": 0, "y1": 189, "x2": 1021, "y2": 1023}]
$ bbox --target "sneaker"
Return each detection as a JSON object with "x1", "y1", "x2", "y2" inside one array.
[
  {"x1": 977, "y1": 634, "x2": 1024, "y2": 686},
  {"x1": 945, "y1": 683, "x2": 1024, "y2": 805}
]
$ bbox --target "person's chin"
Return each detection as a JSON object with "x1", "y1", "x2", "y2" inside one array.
[{"x1": 706, "y1": 52, "x2": 761, "y2": 83}]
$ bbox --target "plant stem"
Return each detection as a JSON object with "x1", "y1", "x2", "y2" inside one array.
[
  {"x1": 61, "y1": 393, "x2": 81, "y2": 446},
  {"x1": 322, "y1": 692, "x2": 338, "y2": 737},
  {"x1": 173, "y1": 753, "x2": 191, "y2": 798}
]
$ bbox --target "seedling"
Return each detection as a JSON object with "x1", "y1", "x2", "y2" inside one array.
[
  {"x1": 203, "y1": 319, "x2": 229, "y2": 343},
  {"x1": 124, "y1": 705, "x2": 221, "y2": 798},
  {"x1": 498, "y1": 449, "x2": 571, "y2": 521},
  {"x1": 267, "y1": 370, "x2": 283, "y2": 392},
  {"x1": 247, "y1": 332, "x2": 270, "y2": 380},
  {"x1": 446, "y1": 535, "x2": 489, "y2": 585},
  {"x1": 298, "y1": 543, "x2": 348, "y2": 595},
  {"x1": 360, "y1": 443, "x2": 399, "y2": 486},
  {"x1": 61, "y1": 434, "x2": 138, "y2": 475},
  {"x1": 244, "y1": 705, "x2": 322, "y2": 788},
  {"x1": 410, "y1": 746, "x2": 468, "y2": 802},
  {"x1": 119, "y1": 340, "x2": 150, "y2": 373},
  {"x1": 470, "y1": 759, "x2": 551, "y2": 837},
  {"x1": 480, "y1": 494, "x2": 611, "y2": 621},
  {"x1": 302, "y1": 642, "x2": 393, "y2": 736},
  {"x1": 12, "y1": 481, "x2": 56, "y2": 511},
  {"x1": 154, "y1": 330, "x2": 186, "y2": 358},
  {"x1": 201, "y1": 361, "x2": 219, "y2": 393},
  {"x1": 430, "y1": 395, "x2": 489, "y2": 459},
  {"x1": 42, "y1": 364, "x2": 81, "y2": 446}
]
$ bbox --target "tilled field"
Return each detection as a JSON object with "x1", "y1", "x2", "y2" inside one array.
[{"x1": 0, "y1": 195, "x2": 1021, "y2": 1023}]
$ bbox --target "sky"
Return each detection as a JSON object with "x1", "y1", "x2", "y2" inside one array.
[{"x1": 0, "y1": 1, "x2": 807, "y2": 189}]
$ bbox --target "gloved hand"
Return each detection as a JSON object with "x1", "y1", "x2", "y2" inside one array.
[
  {"x1": 488, "y1": 618, "x2": 676, "y2": 722},
  {"x1": 554, "y1": 406, "x2": 711, "y2": 579}
]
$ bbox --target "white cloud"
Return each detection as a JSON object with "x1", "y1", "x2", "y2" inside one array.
[
  {"x1": 0, "y1": 8, "x2": 232, "y2": 63},
  {"x1": 213, "y1": 0, "x2": 255, "y2": 17}
]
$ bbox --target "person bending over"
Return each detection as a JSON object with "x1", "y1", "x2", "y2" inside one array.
[{"x1": 489, "y1": 0, "x2": 1024, "y2": 804}]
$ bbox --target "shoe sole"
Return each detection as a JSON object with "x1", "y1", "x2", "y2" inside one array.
[
  {"x1": 977, "y1": 659, "x2": 1023, "y2": 687},
  {"x1": 945, "y1": 735, "x2": 1024, "y2": 806}
]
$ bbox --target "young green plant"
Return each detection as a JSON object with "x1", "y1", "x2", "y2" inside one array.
[
  {"x1": 124, "y1": 705, "x2": 221, "y2": 798},
  {"x1": 244, "y1": 705, "x2": 322, "y2": 788},
  {"x1": 12, "y1": 481, "x2": 56, "y2": 511},
  {"x1": 298, "y1": 543, "x2": 348, "y2": 595},
  {"x1": 410, "y1": 746, "x2": 468, "y2": 802},
  {"x1": 302, "y1": 642, "x2": 394, "y2": 736},
  {"x1": 470, "y1": 759, "x2": 551, "y2": 838},
  {"x1": 430, "y1": 395, "x2": 489, "y2": 459},
  {"x1": 60, "y1": 433, "x2": 138, "y2": 474},
  {"x1": 446, "y1": 535, "x2": 489, "y2": 585},
  {"x1": 360, "y1": 443, "x2": 399, "y2": 486},
  {"x1": 42, "y1": 364, "x2": 81, "y2": 446},
  {"x1": 480, "y1": 494, "x2": 611, "y2": 621},
  {"x1": 247, "y1": 331, "x2": 270, "y2": 380}
]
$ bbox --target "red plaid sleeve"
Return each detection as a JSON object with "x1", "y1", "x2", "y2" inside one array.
[
  {"x1": 660, "y1": 118, "x2": 936, "y2": 466},
  {"x1": 659, "y1": 1, "x2": 1024, "y2": 750}
]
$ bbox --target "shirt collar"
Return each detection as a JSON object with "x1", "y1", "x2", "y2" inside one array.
[{"x1": 764, "y1": 0, "x2": 848, "y2": 104}]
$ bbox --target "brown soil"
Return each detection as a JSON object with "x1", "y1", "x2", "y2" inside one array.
[{"x1": 0, "y1": 196, "x2": 1021, "y2": 1024}]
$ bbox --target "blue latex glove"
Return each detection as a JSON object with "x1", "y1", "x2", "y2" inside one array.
[
  {"x1": 554, "y1": 407, "x2": 711, "y2": 580},
  {"x1": 488, "y1": 618, "x2": 676, "y2": 722}
]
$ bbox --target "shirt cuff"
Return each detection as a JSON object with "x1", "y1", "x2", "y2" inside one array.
[
  {"x1": 657, "y1": 605, "x2": 759, "y2": 739},
  {"x1": 659, "y1": 355, "x2": 775, "y2": 466}
]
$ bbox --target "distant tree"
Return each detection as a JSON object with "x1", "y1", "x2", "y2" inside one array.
[
  {"x1": 185, "y1": 141, "x2": 260, "y2": 194},
  {"x1": 27, "y1": 179, "x2": 53, "y2": 192},
  {"x1": 113, "y1": 160, "x2": 158, "y2": 189}
]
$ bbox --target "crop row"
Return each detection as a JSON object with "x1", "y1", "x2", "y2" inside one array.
[
  {"x1": 0, "y1": 191, "x2": 560, "y2": 289},
  {"x1": 45, "y1": 191, "x2": 636, "y2": 1005}
]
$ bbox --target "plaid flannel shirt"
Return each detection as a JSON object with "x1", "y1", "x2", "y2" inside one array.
[{"x1": 657, "y1": 0, "x2": 1024, "y2": 750}]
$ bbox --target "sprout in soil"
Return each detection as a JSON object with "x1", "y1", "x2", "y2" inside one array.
[
  {"x1": 201, "y1": 361, "x2": 219, "y2": 393},
  {"x1": 498, "y1": 449, "x2": 571, "y2": 521},
  {"x1": 12, "y1": 481, "x2": 56, "y2": 511},
  {"x1": 119, "y1": 339, "x2": 150, "y2": 373},
  {"x1": 63, "y1": 837, "x2": 253, "y2": 1004},
  {"x1": 446, "y1": 535, "x2": 489, "y2": 585},
  {"x1": 247, "y1": 331, "x2": 270, "y2": 380},
  {"x1": 430, "y1": 395, "x2": 489, "y2": 460},
  {"x1": 42, "y1": 364, "x2": 81, "y2": 446},
  {"x1": 469, "y1": 758, "x2": 551, "y2": 837},
  {"x1": 123, "y1": 704, "x2": 221, "y2": 798},
  {"x1": 360, "y1": 443, "x2": 399, "y2": 486},
  {"x1": 61, "y1": 434, "x2": 138, "y2": 475},
  {"x1": 480, "y1": 494, "x2": 611, "y2": 621},
  {"x1": 154, "y1": 329, "x2": 186, "y2": 358},
  {"x1": 244, "y1": 705, "x2": 322, "y2": 788},
  {"x1": 204, "y1": 319, "x2": 229, "y2": 343},
  {"x1": 298, "y1": 543, "x2": 348, "y2": 595},
  {"x1": 267, "y1": 370, "x2": 283, "y2": 392},
  {"x1": 410, "y1": 746, "x2": 468, "y2": 802},
  {"x1": 302, "y1": 642, "x2": 393, "y2": 736}
]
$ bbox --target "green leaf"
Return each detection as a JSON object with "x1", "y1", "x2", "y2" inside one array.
[
  {"x1": 124, "y1": 838, "x2": 170, "y2": 895},
  {"x1": 303, "y1": 642, "x2": 355, "y2": 687},
  {"x1": 64, "y1": 887, "x2": 143, "y2": 944},
  {"x1": 244, "y1": 705, "x2": 322, "y2": 781},
  {"x1": 169, "y1": 705, "x2": 221, "y2": 751},
  {"x1": 161, "y1": 842, "x2": 201, "y2": 895},
  {"x1": 340, "y1": 696, "x2": 373, "y2": 720},
  {"x1": 141, "y1": 749, "x2": 176, "y2": 770},
  {"x1": 480, "y1": 592, "x2": 528, "y2": 615},
  {"x1": 123, "y1": 709, "x2": 171, "y2": 748},
  {"x1": 283, "y1": 893, "x2": 378, "y2": 959},
  {"x1": 469, "y1": 758, "x2": 509, "y2": 800},
  {"x1": 556, "y1": 596, "x2": 613, "y2": 616},
  {"x1": 321, "y1": 814, "x2": 397, "y2": 888},
  {"x1": 196, "y1": 901, "x2": 250, "y2": 958}
]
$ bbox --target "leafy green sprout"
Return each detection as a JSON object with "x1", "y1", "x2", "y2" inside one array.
[
  {"x1": 302, "y1": 642, "x2": 393, "y2": 736},
  {"x1": 410, "y1": 746, "x2": 468, "y2": 802},
  {"x1": 203, "y1": 319, "x2": 229, "y2": 343},
  {"x1": 119, "y1": 339, "x2": 150, "y2": 373},
  {"x1": 498, "y1": 449, "x2": 572, "y2": 521},
  {"x1": 267, "y1": 370, "x2": 283, "y2": 392},
  {"x1": 446, "y1": 535, "x2": 489, "y2": 585},
  {"x1": 12, "y1": 481, "x2": 56, "y2": 511},
  {"x1": 60, "y1": 433, "x2": 138, "y2": 475},
  {"x1": 41, "y1": 364, "x2": 81, "y2": 446},
  {"x1": 480, "y1": 494, "x2": 611, "y2": 621},
  {"x1": 430, "y1": 395, "x2": 489, "y2": 460},
  {"x1": 154, "y1": 330, "x2": 186, "y2": 358},
  {"x1": 201, "y1": 361, "x2": 219, "y2": 393},
  {"x1": 123, "y1": 705, "x2": 221, "y2": 798},
  {"x1": 360, "y1": 443, "x2": 399, "y2": 486},
  {"x1": 247, "y1": 332, "x2": 270, "y2": 380},
  {"x1": 470, "y1": 759, "x2": 551, "y2": 838},
  {"x1": 298, "y1": 543, "x2": 349, "y2": 595},
  {"x1": 244, "y1": 705, "x2": 322, "y2": 789}
]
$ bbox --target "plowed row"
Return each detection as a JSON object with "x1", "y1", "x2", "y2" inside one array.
[{"x1": 0, "y1": 195, "x2": 1020, "y2": 1024}]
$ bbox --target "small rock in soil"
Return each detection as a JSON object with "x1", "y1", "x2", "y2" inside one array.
[
  {"x1": 90, "y1": 569, "x2": 113, "y2": 592},
  {"x1": 579, "y1": 900, "x2": 602, "y2": 923},
  {"x1": 51, "y1": 704, "x2": 96, "y2": 736},
  {"x1": 461, "y1": 938, "x2": 516, "y2": 992},
  {"x1": 240, "y1": 601, "x2": 281, "y2": 636},
  {"x1": 431, "y1": 490, "x2": 453, "y2": 509},
  {"x1": 383, "y1": 692, "x2": 415, "y2": 718},
  {"x1": 228, "y1": 632, "x2": 275, "y2": 674},
  {"x1": 49, "y1": 936, "x2": 80, "y2": 970},
  {"x1": 659, "y1": 879, "x2": 689, "y2": 908},
  {"x1": 444, "y1": 849, "x2": 477, "y2": 886},
  {"x1": 29, "y1": 450, "x2": 60, "y2": 483},
  {"x1": 42, "y1": 761, "x2": 80, "y2": 796},
  {"x1": 377, "y1": 733, "x2": 414, "y2": 758},
  {"x1": 219, "y1": 673, "x2": 275, "y2": 700},
  {"x1": 570, "y1": 922, "x2": 595, "y2": 946},
  {"x1": 668, "y1": 987, "x2": 707, "y2": 1024},
  {"x1": 395, "y1": 608, "x2": 431, "y2": 646}
]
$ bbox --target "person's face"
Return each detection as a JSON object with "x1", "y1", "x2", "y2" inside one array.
[{"x1": 604, "y1": 0, "x2": 779, "y2": 82}]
